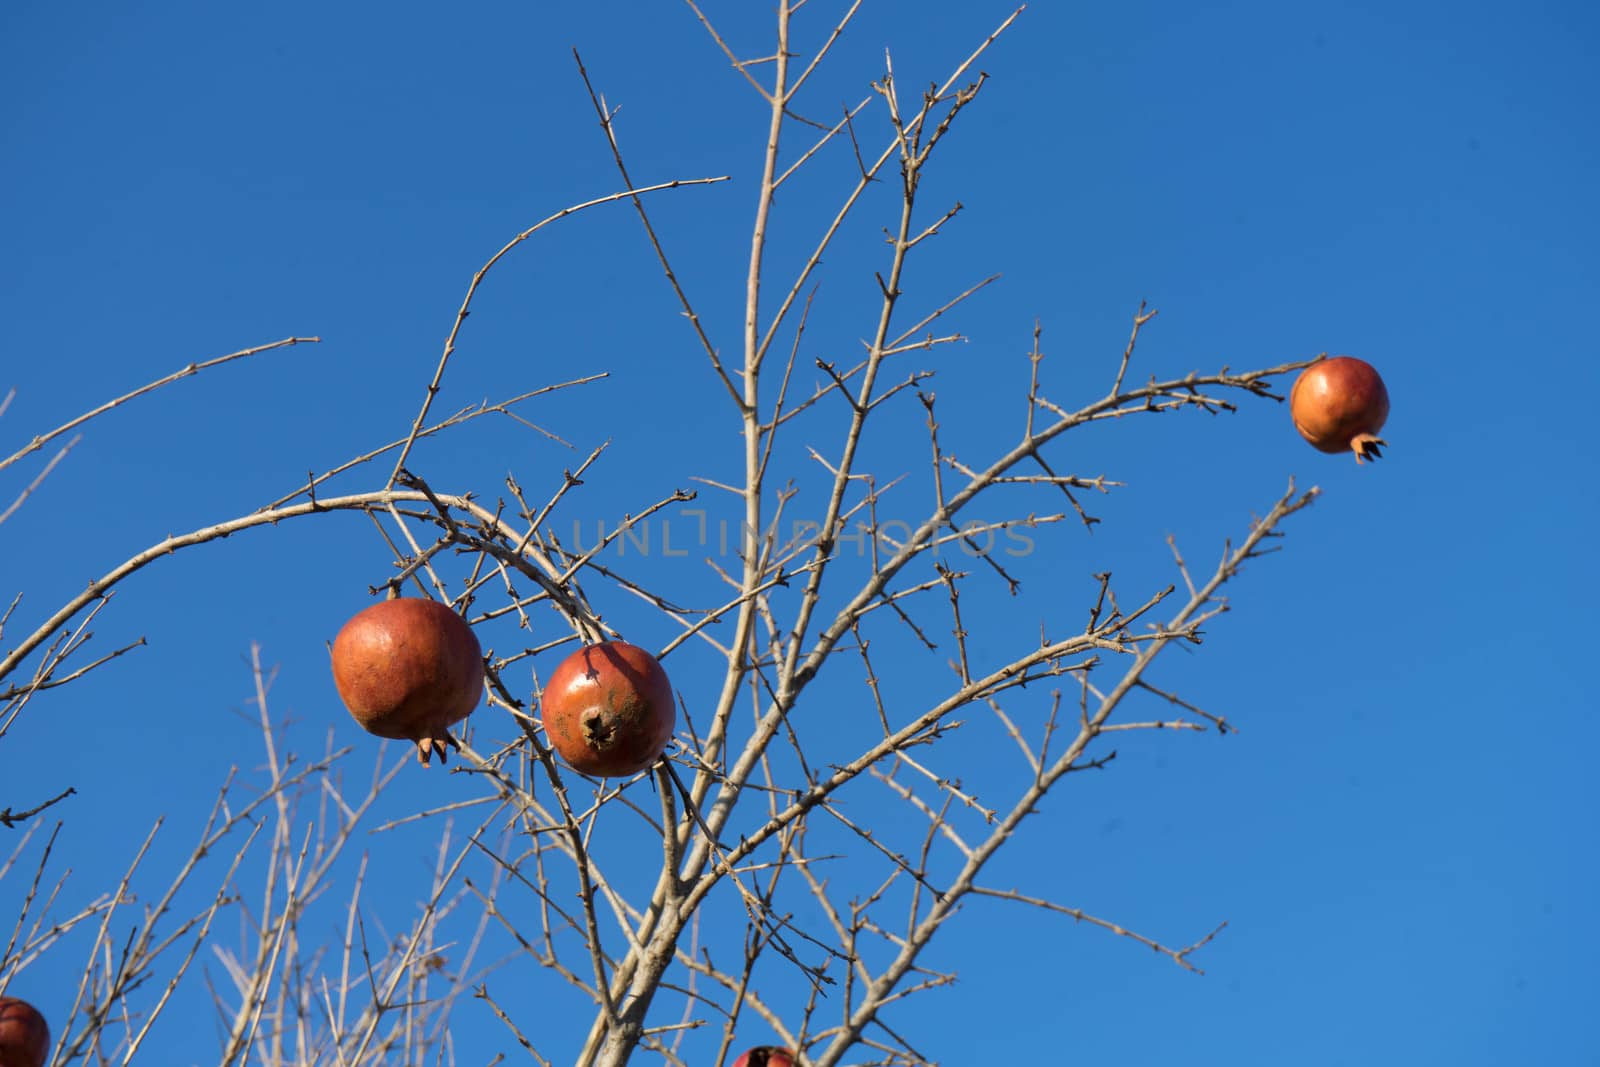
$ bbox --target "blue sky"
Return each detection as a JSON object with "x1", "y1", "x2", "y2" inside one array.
[{"x1": 3, "y1": 1, "x2": 1597, "y2": 1064}]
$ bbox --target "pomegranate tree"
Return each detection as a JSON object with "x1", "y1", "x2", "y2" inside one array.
[
  {"x1": 1289, "y1": 355, "x2": 1390, "y2": 463},
  {"x1": 541, "y1": 640, "x2": 675, "y2": 777},
  {"x1": 0, "y1": 997, "x2": 49, "y2": 1067},
  {"x1": 330, "y1": 597, "x2": 484, "y2": 765}
]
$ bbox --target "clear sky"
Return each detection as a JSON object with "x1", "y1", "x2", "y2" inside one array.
[{"x1": 2, "y1": 2, "x2": 1596, "y2": 1065}]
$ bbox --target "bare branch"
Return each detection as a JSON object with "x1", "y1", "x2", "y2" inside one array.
[
  {"x1": 0, "y1": 338, "x2": 317, "y2": 476},
  {"x1": 0, "y1": 787, "x2": 75, "y2": 830},
  {"x1": 386, "y1": 177, "x2": 730, "y2": 488}
]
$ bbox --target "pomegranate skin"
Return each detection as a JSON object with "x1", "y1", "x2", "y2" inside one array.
[
  {"x1": 541, "y1": 641, "x2": 675, "y2": 777},
  {"x1": 0, "y1": 996, "x2": 49, "y2": 1067},
  {"x1": 1289, "y1": 355, "x2": 1390, "y2": 463},
  {"x1": 732, "y1": 1048, "x2": 796, "y2": 1067},
  {"x1": 330, "y1": 598, "x2": 484, "y2": 766}
]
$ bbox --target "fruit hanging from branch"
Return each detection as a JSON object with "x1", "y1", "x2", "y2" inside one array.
[
  {"x1": 541, "y1": 640, "x2": 675, "y2": 777},
  {"x1": 732, "y1": 1048, "x2": 797, "y2": 1067},
  {"x1": 0, "y1": 997, "x2": 50, "y2": 1067},
  {"x1": 1289, "y1": 355, "x2": 1390, "y2": 463},
  {"x1": 330, "y1": 597, "x2": 484, "y2": 765}
]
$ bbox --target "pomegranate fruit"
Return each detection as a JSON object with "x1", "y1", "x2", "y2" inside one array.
[
  {"x1": 541, "y1": 640, "x2": 674, "y2": 777},
  {"x1": 1289, "y1": 355, "x2": 1390, "y2": 463},
  {"x1": 330, "y1": 597, "x2": 484, "y2": 766},
  {"x1": 732, "y1": 1048, "x2": 796, "y2": 1067},
  {"x1": 0, "y1": 996, "x2": 49, "y2": 1067}
]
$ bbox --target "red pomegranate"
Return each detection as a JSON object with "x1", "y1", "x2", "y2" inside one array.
[
  {"x1": 541, "y1": 640, "x2": 675, "y2": 777},
  {"x1": 0, "y1": 996, "x2": 49, "y2": 1067},
  {"x1": 330, "y1": 597, "x2": 484, "y2": 765},
  {"x1": 732, "y1": 1048, "x2": 796, "y2": 1067},
  {"x1": 1289, "y1": 355, "x2": 1390, "y2": 463}
]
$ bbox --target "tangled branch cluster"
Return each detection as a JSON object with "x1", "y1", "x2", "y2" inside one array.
[{"x1": 1, "y1": 5, "x2": 1325, "y2": 1066}]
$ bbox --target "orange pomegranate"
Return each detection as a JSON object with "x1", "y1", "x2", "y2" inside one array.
[
  {"x1": 0, "y1": 996, "x2": 49, "y2": 1067},
  {"x1": 1289, "y1": 355, "x2": 1390, "y2": 463},
  {"x1": 330, "y1": 597, "x2": 483, "y2": 765},
  {"x1": 541, "y1": 640, "x2": 674, "y2": 777}
]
